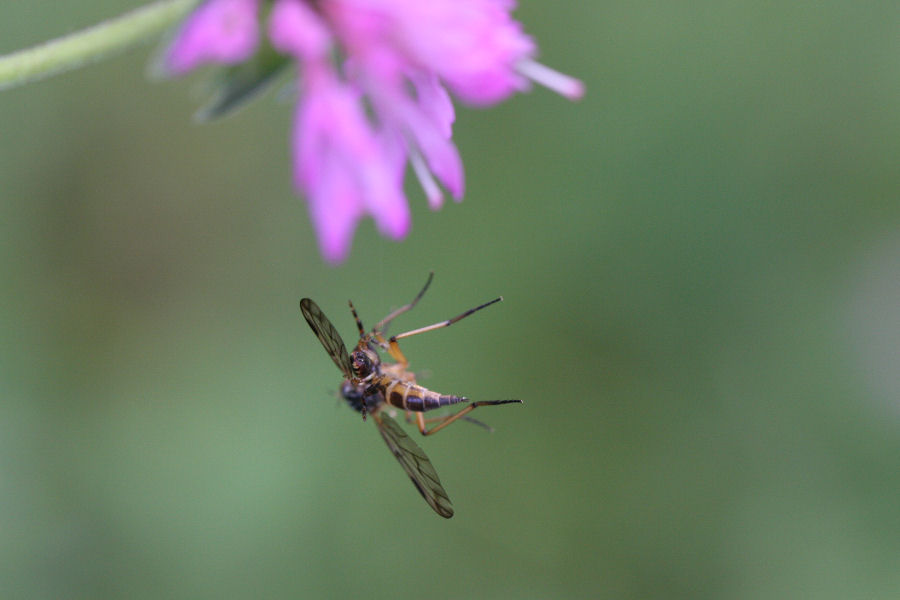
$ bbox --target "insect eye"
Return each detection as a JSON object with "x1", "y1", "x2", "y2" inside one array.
[{"x1": 352, "y1": 352, "x2": 373, "y2": 377}]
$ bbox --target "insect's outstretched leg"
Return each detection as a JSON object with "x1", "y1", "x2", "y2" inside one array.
[
  {"x1": 458, "y1": 415, "x2": 495, "y2": 432},
  {"x1": 415, "y1": 399, "x2": 522, "y2": 436},
  {"x1": 374, "y1": 287, "x2": 502, "y2": 362},
  {"x1": 391, "y1": 297, "x2": 503, "y2": 342},
  {"x1": 373, "y1": 272, "x2": 434, "y2": 335},
  {"x1": 385, "y1": 337, "x2": 410, "y2": 369},
  {"x1": 348, "y1": 300, "x2": 365, "y2": 337},
  {"x1": 405, "y1": 410, "x2": 496, "y2": 432},
  {"x1": 381, "y1": 295, "x2": 502, "y2": 367}
]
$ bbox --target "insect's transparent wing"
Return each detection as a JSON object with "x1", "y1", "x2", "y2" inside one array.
[
  {"x1": 373, "y1": 411, "x2": 454, "y2": 518},
  {"x1": 300, "y1": 298, "x2": 353, "y2": 378}
]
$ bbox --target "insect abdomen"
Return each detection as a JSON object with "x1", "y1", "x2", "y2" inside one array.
[{"x1": 381, "y1": 378, "x2": 466, "y2": 412}]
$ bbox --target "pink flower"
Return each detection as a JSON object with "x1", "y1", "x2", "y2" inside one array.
[
  {"x1": 164, "y1": 0, "x2": 259, "y2": 74},
  {"x1": 164, "y1": 0, "x2": 583, "y2": 263}
]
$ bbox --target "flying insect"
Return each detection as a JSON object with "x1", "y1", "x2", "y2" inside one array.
[{"x1": 299, "y1": 273, "x2": 521, "y2": 518}]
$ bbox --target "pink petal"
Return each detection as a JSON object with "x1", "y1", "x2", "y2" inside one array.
[
  {"x1": 368, "y1": 78, "x2": 465, "y2": 200},
  {"x1": 292, "y1": 70, "x2": 410, "y2": 261},
  {"x1": 308, "y1": 162, "x2": 364, "y2": 263},
  {"x1": 409, "y1": 151, "x2": 445, "y2": 209},
  {"x1": 268, "y1": 0, "x2": 332, "y2": 61},
  {"x1": 164, "y1": 0, "x2": 260, "y2": 75},
  {"x1": 359, "y1": 135, "x2": 411, "y2": 239},
  {"x1": 408, "y1": 114, "x2": 464, "y2": 200},
  {"x1": 408, "y1": 78, "x2": 464, "y2": 198},
  {"x1": 333, "y1": 0, "x2": 536, "y2": 105},
  {"x1": 411, "y1": 73, "x2": 455, "y2": 139},
  {"x1": 516, "y1": 59, "x2": 585, "y2": 100}
]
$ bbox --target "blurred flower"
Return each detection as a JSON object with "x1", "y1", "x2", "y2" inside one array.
[
  {"x1": 164, "y1": 0, "x2": 583, "y2": 263},
  {"x1": 164, "y1": 0, "x2": 260, "y2": 75}
]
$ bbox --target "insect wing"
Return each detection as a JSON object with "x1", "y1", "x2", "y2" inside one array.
[
  {"x1": 373, "y1": 411, "x2": 454, "y2": 518},
  {"x1": 299, "y1": 298, "x2": 353, "y2": 377}
]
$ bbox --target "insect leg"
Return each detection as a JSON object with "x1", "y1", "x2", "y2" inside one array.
[
  {"x1": 391, "y1": 297, "x2": 503, "y2": 342},
  {"x1": 373, "y1": 272, "x2": 434, "y2": 335},
  {"x1": 381, "y1": 295, "x2": 503, "y2": 370},
  {"x1": 405, "y1": 410, "x2": 495, "y2": 432},
  {"x1": 385, "y1": 337, "x2": 410, "y2": 368},
  {"x1": 414, "y1": 399, "x2": 522, "y2": 436}
]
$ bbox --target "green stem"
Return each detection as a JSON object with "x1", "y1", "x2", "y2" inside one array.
[{"x1": 0, "y1": 0, "x2": 200, "y2": 91}]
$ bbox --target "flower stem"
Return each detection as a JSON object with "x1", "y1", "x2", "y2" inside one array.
[{"x1": 0, "y1": 0, "x2": 199, "y2": 91}]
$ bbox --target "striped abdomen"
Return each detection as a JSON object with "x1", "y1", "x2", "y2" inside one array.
[{"x1": 377, "y1": 375, "x2": 467, "y2": 412}]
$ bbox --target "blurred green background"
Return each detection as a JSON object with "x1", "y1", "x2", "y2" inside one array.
[{"x1": 2, "y1": 2, "x2": 900, "y2": 598}]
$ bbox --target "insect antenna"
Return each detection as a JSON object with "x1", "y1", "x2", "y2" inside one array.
[{"x1": 348, "y1": 299, "x2": 366, "y2": 337}]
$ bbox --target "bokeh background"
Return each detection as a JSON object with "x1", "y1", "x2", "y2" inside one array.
[{"x1": 2, "y1": 2, "x2": 900, "y2": 598}]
